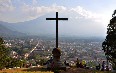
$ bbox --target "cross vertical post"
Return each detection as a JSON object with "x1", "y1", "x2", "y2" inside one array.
[
  {"x1": 46, "y1": 12, "x2": 68, "y2": 48},
  {"x1": 56, "y1": 12, "x2": 58, "y2": 48}
]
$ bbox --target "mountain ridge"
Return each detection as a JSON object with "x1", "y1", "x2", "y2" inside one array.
[
  {"x1": 0, "y1": 12, "x2": 106, "y2": 38},
  {"x1": 0, "y1": 24, "x2": 26, "y2": 37}
]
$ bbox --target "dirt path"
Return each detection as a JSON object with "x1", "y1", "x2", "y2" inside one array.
[
  {"x1": 60, "y1": 68, "x2": 93, "y2": 73},
  {"x1": 0, "y1": 68, "x2": 112, "y2": 73},
  {"x1": 60, "y1": 68, "x2": 112, "y2": 73},
  {"x1": 0, "y1": 68, "x2": 53, "y2": 73}
]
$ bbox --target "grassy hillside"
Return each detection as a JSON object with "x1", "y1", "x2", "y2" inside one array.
[
  {"x1": 0, "y1": 67, "x2": 113, "y2": 73},
  {"x1": 0, "y1": 68, "x2": 53, "y2": 73}
]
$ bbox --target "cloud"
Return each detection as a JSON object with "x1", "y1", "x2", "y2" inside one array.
[
  {"x1": 21, "y1": 3, "x2": 67, "y2": 20},
  {"x1": 0, "y1": 0, "x2": 16, "y2": 22},
  {"x1": 0, "y1": 0, "x2": 67, "y2": 23},
  {"x1": 70, "y1": 6, "x2": 105, "y2": 23},
  {"x1": 0, "y1": 0, "x2": 108, "y2": 25},
  {"x1": 0, "y1": 0, "x2": 15, "y2": 12},
  {"x1": 32, "y1": 0, "x2": 37, "y2": 5}
]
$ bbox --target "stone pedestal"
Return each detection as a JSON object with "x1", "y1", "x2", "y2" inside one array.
[{"x1": 51, "y1": 48, "x2": 66, "y2": 71}]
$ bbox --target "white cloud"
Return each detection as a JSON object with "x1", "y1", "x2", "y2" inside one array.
[
  {"x1": 0, "y1": 0, "x2": 16, "y2": 22},
  {"x1": 0, "y1": 0, "x2": 108, "y2": 25},
  {"x1": 69, "y1": 6, "x2": 111, "y2": 28},
  {"x1": 32, "y1": 0, "x2": 37, "y2": 5},
  {"x1": 0, "y1": 0, "x2": 67, "y2": 23},
  {"x1": 70, "y1": 6, "x2": 103, "y2": 22},
  {"x1": 20, "y1": 3, "x2": 67, "y2": 22},
  {"x1": 0, "y1": 0, "x2": 15, "y2": 12}
]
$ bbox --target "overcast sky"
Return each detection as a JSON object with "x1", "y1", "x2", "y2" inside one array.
[{"x1": 0, "y1": 0, "x2": 116, "y2": 37}]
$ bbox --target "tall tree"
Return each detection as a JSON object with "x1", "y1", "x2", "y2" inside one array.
[
  {"x1": 0, "y1": 37, "x2": 11, "y2": 69},
  {"x1": 102, "y1": 10, "x2": 116, "y2": 70}
]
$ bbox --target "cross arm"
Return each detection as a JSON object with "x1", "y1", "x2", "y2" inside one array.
[
  {"x1": 46, "y1": 18, "x2": 68, "y2": 20},
  {"x1": 58, "y1": 18, "x2": 68, "y2": 20},
  {"x1": 46, "y1": 18, "x2": 56, "y2": 20}
]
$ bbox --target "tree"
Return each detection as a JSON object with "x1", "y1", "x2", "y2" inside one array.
[
  {"x1": 0, "y1": 37, "x2": 11, "y2": 69},
  {"x1": 102, "y1": 11, "x2": 116, "y2": 70},
  {"x1": 9, "y1": 58, "x2": 25, "y2": 68}
]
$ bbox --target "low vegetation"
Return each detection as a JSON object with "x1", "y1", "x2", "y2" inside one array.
[
  {"x1": 0, "y1": 67, "x2": 114, "y2": 73},
  {"x1": 0, "y1": 67, "x2": 53, "y2": 73}
]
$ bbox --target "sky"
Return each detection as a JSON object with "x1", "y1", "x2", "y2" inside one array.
[{"x1": 0, "y1": 0, "x2": 116, "y2": 37}]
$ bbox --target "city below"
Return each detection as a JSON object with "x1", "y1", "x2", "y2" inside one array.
[{"x1": 3, "y1": 36, "x2": 106, "y2": 68}]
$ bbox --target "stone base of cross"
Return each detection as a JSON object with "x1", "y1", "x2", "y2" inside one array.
[{"x1": 50, "y1": 48, "x2": 66, "y2": 72}]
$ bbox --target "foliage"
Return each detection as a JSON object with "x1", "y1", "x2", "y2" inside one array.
[
  {"x1": 9, "y1": 58, "x2": 26, "y2": 68},
  {"x1": 0, "y1": 37, "x2": 11, "y2": 69},
  {"x1": 28, "y1": 54, "x2": 48, "y2": 66},
  {"x1": 39, "y1": 58, "x2": 47, "y2": 65},
  {"x1": 0, "y1": 37, "x2": 26, "y2": 69},
  {"x1": 102, "y1": 15, "x2": 116, "y2": 69}
]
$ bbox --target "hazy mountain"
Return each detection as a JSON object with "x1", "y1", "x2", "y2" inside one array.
[
  {"x1": 0, "y1": 24, "x2": 26, "y2": 37},
  {"x1": 0, "y1": 13, "x2": 57, "y2": 36},
  {"x1": 0, "y1": 12, "x2": 106, "y2": 38}
]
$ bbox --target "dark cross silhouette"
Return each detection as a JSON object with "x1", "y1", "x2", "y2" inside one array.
[{"x1": 46, "y1": 12, "x2": 68, "y2": 48}]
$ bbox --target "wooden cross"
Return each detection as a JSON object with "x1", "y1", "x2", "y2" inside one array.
[{"x1": 46, "y1": 12, "x2": 68, "y2": 48}]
